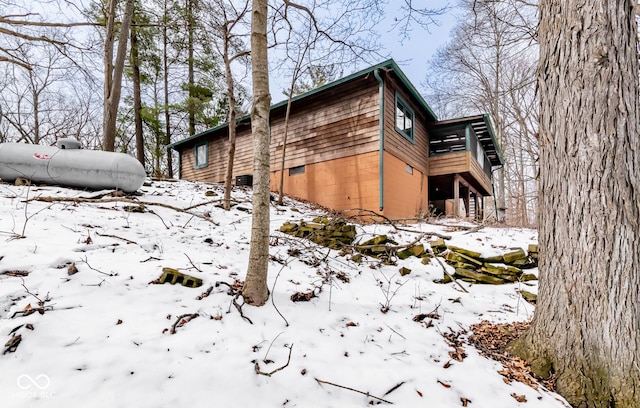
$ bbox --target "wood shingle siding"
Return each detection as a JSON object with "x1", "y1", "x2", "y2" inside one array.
[
  {"x1": 269, "y1": 77, "x2": 380, "y2": 170},
  {"x1": 170, "y1": 59, "x2": 502, "y2": 220},
  {"x1": 381, "y1": 76, "x2": 429, "y2": 176}
]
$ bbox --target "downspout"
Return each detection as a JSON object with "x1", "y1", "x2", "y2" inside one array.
[{"x1": 374, "y1": 68, "x2": 384, "y2": 211}]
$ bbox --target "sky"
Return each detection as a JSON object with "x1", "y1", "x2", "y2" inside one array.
[{"x1": 268, "y1": 3, "x2": 459, "y2": 104}]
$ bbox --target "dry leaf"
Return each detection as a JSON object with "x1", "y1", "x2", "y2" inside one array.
[
  {"x1": 511, "y1": 393, "x2": 527, "y2": 402},
  {"x1": 68, "y1": 263, "x2": 79, "y2": 275}
]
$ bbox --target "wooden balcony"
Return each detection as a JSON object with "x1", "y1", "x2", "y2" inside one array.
[{"x1": 428, "y1": 151, "x2": 493, "y2": 196}]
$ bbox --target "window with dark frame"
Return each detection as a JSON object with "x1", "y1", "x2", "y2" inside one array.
[
  {"x1": 289, "y1": 165, "x2": 305, "y2": 175},
  {"x1": 194, "y1": 142, "x2": 208, "y2": 169},
  {"x1": 395, "y1": 93, "x2": 415, "y2": 143}
]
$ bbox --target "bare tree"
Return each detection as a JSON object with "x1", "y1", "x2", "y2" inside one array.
[
  {"x1": 130, "y1": 5, "x2": 145, "y2": 165},
  {"x1": 202, "y1": 0, "x2": 251, "y2": 210},
  {"x1": 242, "y1": 0, "x2": 271, "y2": 306},
  {"x1": 426, "y1": 0, "x2": 539, "y2": 225},
  {"x1": 103, "y1": 0, "x2": 135, "y2": 151},
  {"x1": 510, "y1": 1, "x2": 640, "y2": 406}
]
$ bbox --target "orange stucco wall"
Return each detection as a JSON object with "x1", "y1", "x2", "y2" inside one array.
[
  {"x1": 271, "y1": 151, "x2": 380, "y2": 213},
  {"x1": 382, "y1": 152, "x2": 428, "y2": 220},
  {"x1": 270, "y1": 150, "x2": 427, "y2": 219}
]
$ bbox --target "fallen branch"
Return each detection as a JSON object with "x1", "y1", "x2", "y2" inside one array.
[
  {"x1": 315, "y1": 377, "x2": 393, "y2": 404},
  {"x1": 254, "y1": 344, "x2": 293, "y2": 377},
  {"x1": 433, "y1": 255, "x2": 469, "y2": 294},
  {"x1": 95, "y1": 232, "x2": 137, "y2": 245},
  {"x1": 170, "y1": 313, "x2": 199, "y2": 334},
  {"x1": 347, "y1": 208, "x2": 451, "y2": 239},
  {"x1": 29, "y1": 196, "x2": 219, "y2": 226},
  {"x1": 232, "y1": 297, "x2": 253, "y2": 324},
  {"x1": 183, "y1": 197, "x2": 243, "y2": 211},
  {"x1": 354, "y1": 233, "x2": 426, "y2": 252}
]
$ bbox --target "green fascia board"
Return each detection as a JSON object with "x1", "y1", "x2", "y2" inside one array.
[
  {"x1": 481, "y1": 114, "x2": 505, "y2": 165},
  {"x1": 168, "y1": 59, "x2": 439, "y2": 150},
  {"x1": 167, "y1": 114, "x2": 251, "y2": 150}
]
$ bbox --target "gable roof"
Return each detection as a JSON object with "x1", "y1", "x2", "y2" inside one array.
[{"x1": 168, "y1": 59, "x2": 437, "y2": 150}]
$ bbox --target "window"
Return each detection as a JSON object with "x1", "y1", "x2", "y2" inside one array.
[
  {"x1": 194, "y1": 142, "x2": 208, "y2": 169},
  {"x1": 289, "y1": 165, "x2": 305, "y2": 175},
  {"x1": 395, "y1": 93, "x2": 415, "y2": 143},
  {"x1": 406, "y1": 164, "x2": 413, "y2": 175}
]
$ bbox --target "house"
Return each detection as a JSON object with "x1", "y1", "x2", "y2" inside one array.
[{"x1": 168, "y1": 59, "x2": 503, "y2": 221}]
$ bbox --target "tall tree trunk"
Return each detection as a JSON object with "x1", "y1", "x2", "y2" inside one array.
[
  {"x1": 187, "y1": 0, "x2": 196, "y2": 136},
  {"x1": 130, "y1": 18, "x2": 145, "y2": 166},
  {"x1": 276, "y1": 79, "x2": 296, "y2": 206},
  {"x1": 103, "y1": 0, "x2": 135, "y2": 152},
  {"x1": 510, "y1": 1, "x2": 640, "y2": 406},
  {"x1": 222, "y1": 26, "x2": 237, "y2": 211},
  {"x1": 242, "y1": 0, "x2": 270, "y2": 306},
  {"x1": 163, "y1": 0, "x2": 173, "y2": 177}
]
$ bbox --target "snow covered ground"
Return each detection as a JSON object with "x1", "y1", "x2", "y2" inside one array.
[{"x1": 0, "y1": 180, "x2": 569, "y2": 407}]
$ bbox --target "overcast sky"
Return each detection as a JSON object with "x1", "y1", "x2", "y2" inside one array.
[{"x1": 268, "y1": 4, "x2": 458, "y2": 104}]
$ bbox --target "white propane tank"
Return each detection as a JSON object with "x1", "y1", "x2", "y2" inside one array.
[{"x1": 0, "y1": 140, "x2": 146, "y2": 192}]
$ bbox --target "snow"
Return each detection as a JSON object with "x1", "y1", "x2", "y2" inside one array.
[{"x1": 0, "y1": 180, "x2": 568, "y2": 407}]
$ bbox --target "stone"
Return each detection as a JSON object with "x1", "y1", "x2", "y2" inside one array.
[
  {"x1": 454, "y1": 267, "x2": 506, "y2": 285},
  {"x1": 397, "y1": 244, "x2": 424, "y2": 260},
  {"x1": 447, "y1": 245, "x2": 481, "y2": 259},
  {"x1": 519, "y1": 290, "x2": 537, "y2": 303},
  {"x1": 445, "y1": 251, "x2": 483, "y2": 267},
  {"x1": 503, "y1": 248, "x2": 527, "y2": 264}
]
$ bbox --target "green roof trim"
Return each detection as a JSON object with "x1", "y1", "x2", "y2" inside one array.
[
  {"x1": 168, "y1": 59, "x2": 438, "y2": 150},
  {"x1": 481, "y1": 114, "x2": 505, "y2": 166}
]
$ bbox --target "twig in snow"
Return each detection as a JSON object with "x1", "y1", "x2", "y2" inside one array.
[
  {"x1": 254, "y1": 344, "x2": 293, "y2": 377},
  {"x1": 232, "y1": 297, "x2": 253, "y2": 324},
  {"x1": 170, "y1": 313, "x2": 199, "y2": 334},
  {"x1": 271, "y1": 262, "x2": 290, "y2": 327},
  {"x1": 184, "y1": 253, "x2": 202, "y2": 272},
  {"x1": 148, "y1": 210, "x2": 170, "y2": 229},
  {"x1": 377, "y1": 273, "x2": 408, "y2": 313},
  {"x1": 385, "y1": 324, "x2": 406, "y2": 340},
  {"x1": 95, "y1": 232, "x2": 138, "y2": 245},
  {"x1": 383, "y1": 381, "x2": 406, "y2": 396},
  {"x1": 263, "y1": 332, "x2": 285, "y2": 363},
  {"x1": 80, "y1": 256, "x2": 113, "y2": 276},
  {"x1": 315, "y1": 377, "x2": 393, "y2": 404}
]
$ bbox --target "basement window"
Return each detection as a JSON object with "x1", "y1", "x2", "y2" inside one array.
[
  {"x1": 395, "y1": 93, "x2": 415, "y2": 143},
  {"x1": 194, "y1": 142, "x2": 208, "y2": 169},
  {"x1": 406, "y1": 164, "x2": 413, "y2": 175},
  {"x1": 289, "y1": 165, "x2": 305, "y2": 175}
]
